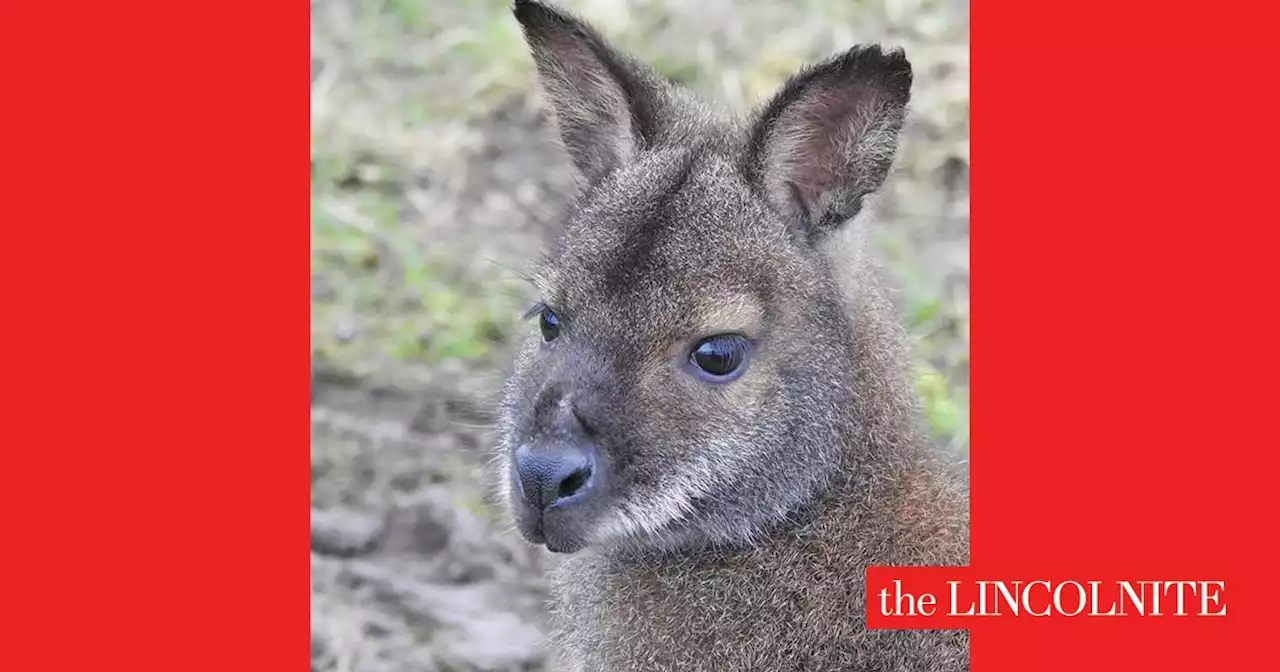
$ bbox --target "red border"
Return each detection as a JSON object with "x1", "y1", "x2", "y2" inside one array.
[
  {"x1": 973, "y1": 0, "x2": 1279, "y2": 668},
  {"x1": 0, "y1": 1, "x2": 303, "y2": 668},
  {"x1": 0, "y1": 0, "x2": 1276, "y2": 669}
]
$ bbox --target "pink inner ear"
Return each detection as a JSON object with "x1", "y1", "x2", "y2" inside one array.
[
  {"x1": 540, "y1": 30, "x2": 594, "y2": 77},
  {"x1": 776, "y1": 85, "x2": 878, "y2": 210},
  {"x1": 524, "y1": 22, "x2": 639, "y2": 182}
]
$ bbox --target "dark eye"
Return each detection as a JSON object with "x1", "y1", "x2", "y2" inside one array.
[
  {"x1": 539, "y1": 307, "x2": 561, "y2": 342},
  {"x1": 690, "y1": 334, "x2": 751, "y2": 381}
]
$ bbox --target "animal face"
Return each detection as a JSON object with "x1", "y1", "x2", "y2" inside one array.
[{"x1": 498, "y1": 1, "x2": 913, "y2": 554}]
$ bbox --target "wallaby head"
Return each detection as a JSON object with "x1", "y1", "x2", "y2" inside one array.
[{"x1": 498, "y1": 0, "x2": 914, "y2": 555}]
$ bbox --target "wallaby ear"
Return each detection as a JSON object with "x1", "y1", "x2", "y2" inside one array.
[
  {"x1": 513, "y1": 0, "x2": 662, "y2": 187},
  {"x1": 745, "y1": 44, "x2": 913, "y2": 238}
]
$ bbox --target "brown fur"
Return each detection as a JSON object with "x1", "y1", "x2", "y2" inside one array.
[{"x1": 496, "y1": 2, "x2": 970, "y2": 670}]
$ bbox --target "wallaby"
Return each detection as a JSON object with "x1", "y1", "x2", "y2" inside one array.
[{"x1": 496, "y1": 1, "x2": 970, "y2": 670}]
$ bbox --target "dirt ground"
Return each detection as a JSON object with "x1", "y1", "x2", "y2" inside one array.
[{"x1": 310, "y1": 1, "x2": 968, "y2": 669}]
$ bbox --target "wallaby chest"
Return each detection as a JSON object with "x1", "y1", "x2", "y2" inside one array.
[{"x1": 546, "y1": 472, "x2": 969, "y2": 672}]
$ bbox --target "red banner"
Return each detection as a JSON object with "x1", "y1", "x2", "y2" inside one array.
[{"x1": 866, "y1": 567, "x2": 1232, "y2": 628}]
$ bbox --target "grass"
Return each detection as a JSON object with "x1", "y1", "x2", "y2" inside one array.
[
  {"x1": 310, "y1": 191, "x2": 520, "y2": 366},
  {"x1": 310, "y1": 0, "x2": 969, "y2": 448}
]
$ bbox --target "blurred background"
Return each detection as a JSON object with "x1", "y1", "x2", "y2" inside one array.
[{"x1": 310, "y1": 0, "x2": 968, "y2": 669}]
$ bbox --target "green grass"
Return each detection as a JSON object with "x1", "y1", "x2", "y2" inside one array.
[{"x1": 311, "y1": 191, "x2": 521, "y2": 367}]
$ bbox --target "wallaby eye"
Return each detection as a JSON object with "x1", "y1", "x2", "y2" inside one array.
[
  {"x1": 689, "y1": 334, "x2": 751, "y2": 381},
  {"x1": 539, "y1": 306, "x2": 561, "y2": 342}
]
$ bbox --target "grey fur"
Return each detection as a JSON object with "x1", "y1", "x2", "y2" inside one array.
[{"x1": 497, "y1": 2, "x2": 970, "y2": 670}]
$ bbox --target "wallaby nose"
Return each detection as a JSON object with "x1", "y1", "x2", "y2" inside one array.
[{"x1": 514, "y1": 444, "x2": 595, "y2": 511}]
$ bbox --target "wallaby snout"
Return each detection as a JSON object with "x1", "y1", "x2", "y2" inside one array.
[
  {"x1": 514, "y1": 444, "x2": 596, "y2": 512},
  {"x1": 509, "y1": 384, "x2": 607, "y2": 553},
  {"x1": 514, "y1": 442, "x2": 593, "y2": 506},
  {"x1": 511, "y1": 438, "x2": 601, "y2": 553}
]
